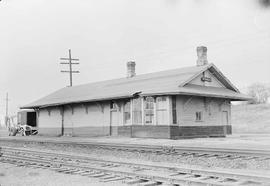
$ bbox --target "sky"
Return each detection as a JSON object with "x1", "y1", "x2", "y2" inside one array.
[{"x1": 0, "y1": 0, "x2": 270, "y2": 123}]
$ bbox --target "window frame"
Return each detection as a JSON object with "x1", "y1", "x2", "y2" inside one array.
[
  {"x1": 132, "y1": 97, "x2": 143, "y2": 125},
  {"x1": 144, "y1": 96, "x2": 155, "y2": 125},
  {"x1": 172, "y1": 96, "x2": 177, "y2": 124},
  {"x1": 195, "y1": 111, "x2": 203, "y2": 122},
  {"x1": 156, "y1": 96, "x2": 168, "y2": 125},
  {"x1": 110, "y1": 102, "x2": 118, "y2": 111},
  {"x1": 123, "y1": 100, "x2": 131, "y2": 125}
]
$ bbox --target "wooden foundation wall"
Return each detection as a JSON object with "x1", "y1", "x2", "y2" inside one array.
[{"x1": 37, "y1": 125, "x2": 232, "y2": 139}]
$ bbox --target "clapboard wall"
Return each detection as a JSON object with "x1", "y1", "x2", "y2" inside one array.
[
  {"x1": 170, "y1": 95, "x2": 231, "y2": 138},
  {"x1": 36, "y1": 95, "x2": 231, "y2": 138},
  {"x1": 38, "y1": 107, "x2": 62, "y2": 136}
]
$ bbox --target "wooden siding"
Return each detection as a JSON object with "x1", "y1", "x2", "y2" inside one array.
[
  {"x1": 174, "y1": 95, "x2": 231, "y2": 127},
  {"x1": 37, "y1": 102, "x2": 111, "y2": 136},
  {"x1": 38, "y1": 107, "x2": 62, "y2": 136},
  {"x1": 118, "y1": 125, "x2": 231, "y2": 139},
  {"x1": 37, "y1": 95, "x2": 232, "y2": 138},
  {"x1": 63, "y1": 102, "x2": 111, "y2": 136},
  {"x1": 130, "y1": 125, "x2": 170, "y2": 138},
  {"x1": 170, "y1": 125, "x2": 231, "y2": 139},
  {"x1": 64, "y1": 104, "x2": 104, "y2": 127},
  {"x1": 188, "y1": 70, "x2": 225, "y2": 88}
]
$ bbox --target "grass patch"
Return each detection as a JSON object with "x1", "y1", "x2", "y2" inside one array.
[{"x1": 232, "y1": 103, "x2": 270, "y2": 133}]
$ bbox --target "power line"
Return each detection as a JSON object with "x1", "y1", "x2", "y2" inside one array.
[{"x1": 60, "y1": 49, "x2": 80, "y2": 87}]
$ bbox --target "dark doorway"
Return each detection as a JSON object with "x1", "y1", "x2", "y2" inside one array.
[{"x1": 27, "y1": 112, "x2": 37, "y2": 127}]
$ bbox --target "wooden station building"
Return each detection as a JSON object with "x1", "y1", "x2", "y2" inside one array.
[{"x1": 21, "y1": 46, "x2": 250, "y2": 139}]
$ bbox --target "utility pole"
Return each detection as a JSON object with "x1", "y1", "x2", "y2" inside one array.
[{"x1": 60, "y1": 49, "x2": 80, "y2": 87}]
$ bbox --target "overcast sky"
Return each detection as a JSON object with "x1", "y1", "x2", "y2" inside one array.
[{"x1": 0, "y1": 0, "x2": 270, "y2": 122}]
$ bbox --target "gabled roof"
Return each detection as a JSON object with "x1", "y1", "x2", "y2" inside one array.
[
  {"x1": 21, "y1": 63, "x2": 251, "y2": 109},
  {"x1": 180, "y1": 64, "x2": 240, "y2": 92}
]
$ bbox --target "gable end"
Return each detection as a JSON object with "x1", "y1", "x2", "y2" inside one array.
[{"x1": 180, "y1": 63, "x2": 239, "y2": 92}]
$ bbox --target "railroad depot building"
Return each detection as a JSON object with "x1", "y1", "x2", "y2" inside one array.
[{"x1": 21, "y1": 46, "x2": 250, "y2": 139}]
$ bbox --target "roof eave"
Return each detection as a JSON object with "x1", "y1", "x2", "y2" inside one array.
[
  {"x1": 141, "y1": 91, "x2": 252, "y2": 101},
  {"x1": 20, "y1": 94, "x2": 135, "y2": 109},
  {"x1": 209, "y1": 64, "x2": 240, "y2": 93}
]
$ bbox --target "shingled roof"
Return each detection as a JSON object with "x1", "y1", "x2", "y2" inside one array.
[{"x1": 21, "y1": 63, "x2": 251, "y2": 109}]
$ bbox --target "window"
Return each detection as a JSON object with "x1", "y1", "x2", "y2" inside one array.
[
  {"x1": 196, "y1": 112, "x2": 202, "y2": 121},
  {"x1": 132, "y1": 98, "x2": 142, "y2": 124},
  {"x1": 144, "y1": 97, "x2": 154, "y2": 124},
  {"x1": 172, "y1": 96, "x2": 177, "y2": 124},
  {"x1": 18, "y1": 113, "x2": 22, "y2": 125},
  {"x1": 156, "y1": 97, "x2": 168, "y2": 125},
  {"x1": 110, "y1": 102, "x2": 118, "y2": 110},
  {"x1": 123, "y1": 101, "x2": 131, "y2": 124}
]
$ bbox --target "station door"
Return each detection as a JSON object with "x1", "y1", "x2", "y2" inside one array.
[
  {"x1": 110, "y1": 110, "x2": 119, "y2": 136},
  {"x1": 222, "y1": 111, "x2": 228, "y2": 125}
]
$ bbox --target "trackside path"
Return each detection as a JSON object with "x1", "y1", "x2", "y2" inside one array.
[{"x1": 1, "y1": 133, "x2": 270, "y2": 151}]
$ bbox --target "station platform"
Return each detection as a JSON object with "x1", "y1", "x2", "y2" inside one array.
[{"x1": 0, "y1": 129, "x2": 270, "y2": 151}]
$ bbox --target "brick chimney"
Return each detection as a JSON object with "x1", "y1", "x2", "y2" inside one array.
[
  {"x1": 196, "y1": 46, "x2": 208, "y2": 66},
  {"x1": 127, "y1": 61, "x2": 136, "y2": 78}
]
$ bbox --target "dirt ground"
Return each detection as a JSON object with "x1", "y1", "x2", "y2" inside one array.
[{"x1": 0, "y1": 163, "x2": 125, "y2": 186}]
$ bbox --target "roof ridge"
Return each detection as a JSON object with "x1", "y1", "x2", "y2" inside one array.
[{"x1": 67, "y1": 64, "x2": 207, "y2": 89}]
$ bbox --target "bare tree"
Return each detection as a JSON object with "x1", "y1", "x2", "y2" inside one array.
[{"x1": 247, "y1": 83, "x2": 269, "y2": 104}]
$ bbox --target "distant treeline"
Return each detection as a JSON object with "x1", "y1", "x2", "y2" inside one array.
[{"x1": 246, "y1": 83, "x2": 270, "y2": 104}]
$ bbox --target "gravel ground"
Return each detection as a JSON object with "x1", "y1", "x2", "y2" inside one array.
[
  {"x1": 2, "y1": 129, "x2": 270, "y2": 150},
  {"x1": 0, "y1": 163, "x2": 125, "y2": 186},
  {"x1": 1, "y1": 140, "x2": 270, "y2": 173}
]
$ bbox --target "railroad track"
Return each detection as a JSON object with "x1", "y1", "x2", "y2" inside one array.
[
  {"x1": 1, "y1": 146, "x2": 270, "y2": 186},
  {"x1": 1, "y1": 137, "x2": 270, "y2": 161}
]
